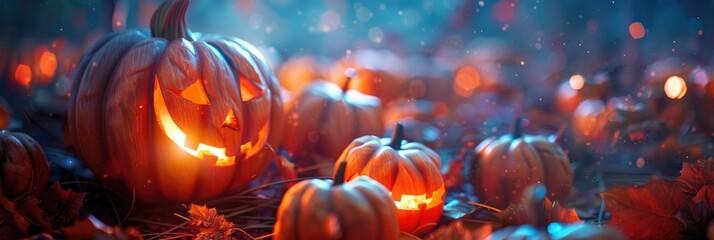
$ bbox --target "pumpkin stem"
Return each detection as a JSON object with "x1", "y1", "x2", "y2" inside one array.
[
  {"x1": 151, "y1": 0, "x2": 195, "y2": 41},
  {"x1": 512, "y1": 116, "x2": 528, "y2": 138},
  {"x1": 389, "y1": 123, "x2": 404, "y2": 150},
  {"x1": 333, "y1": 160, "x2": 347, "y2": 186},
  {"x1": 341, "y1": 68, "x2": 356, "y2": 93}
]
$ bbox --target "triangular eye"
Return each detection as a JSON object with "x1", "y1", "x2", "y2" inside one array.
[
  {"x1": 181, "y1": 79, "x2": 211, "y2": 105},
  {"x1": 222, "y1": 109, "x2": 239, "y2": 130}
]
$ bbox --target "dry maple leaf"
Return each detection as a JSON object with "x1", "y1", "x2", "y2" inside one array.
[
  {"x1": 61, "y1": 215, "x2": 144, "y2": 240},
  {"x1": 40, "y1": 182, "x2": 87, "y2": 228},
  {"x1": 188, "y1": 204, "x2": 235, "y2": 240},
  {"x1": 677, "y1": 157, "x2": 714, "y2": 208},
  {"x1": 424, "y1": 220, "x2": 493, "y2": 240},
  {"x1": 499, "y1": 184, "x2": 581, "y2": 227},
  {"x1": 601, "y1": 176, "x2": 692, "y2": 239},
  {"x1": 0, "y1": 191, "x2": 51, "y2": 238}
]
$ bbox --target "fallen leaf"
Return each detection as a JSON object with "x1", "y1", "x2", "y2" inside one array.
[
  {"x1": 40, "y1": 182, "x2": 87, "y2": 228},
  {"x1": 188, "y1": 204, "x2": 235, "y2": 240},
  {"x1": 500, "y1": 184, "x2": 581, "y2": 227},
  {"x1": 424, "y1": 220, "x2": 493, "y2": 240},
  {"x1": 0, "y1": 191, "x2": 51, "y2": 238},
  {"x1": 61, "y1": 215, "x2": 144, "y2": 240},
  {"x1": 677, "y1": 158, "x2": 714, "y2": 209},
  {"x1": 442, "y1": 148, "x2": 472, "y2": 189},
  {"x1": 601, "y1": 176, "x2": 692, "y2": 239}
]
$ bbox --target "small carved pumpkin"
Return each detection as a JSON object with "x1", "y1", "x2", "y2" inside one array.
[
  {"x1": 283, "y1": 76, "x2": 384, "y2": 176},
  {"x1": 336, "y1": 123, "x2": 445, "y2": 235},
  {"x1": 470, "y1": 117, "x2": 573, "y2": 209},
  {"x1": 273, "y1": 160, "x2": 399, "y2": 240},
  {"x1": 66, "y1": 0, "x2": 284, "y2": 202},
  {"x1": 0, "y1": 131, "x2": 50, "y2": 198}
]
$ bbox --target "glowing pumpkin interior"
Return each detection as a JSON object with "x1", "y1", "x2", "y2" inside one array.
[
  {"x1": 392, "y1": 185, "x2": 445, "y2": 210},
  {"x1": 153, "y1": 75, "x2": 261, "y2": 167}
]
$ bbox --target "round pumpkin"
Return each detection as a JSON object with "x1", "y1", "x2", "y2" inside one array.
[
  {"x1": 66, "y1": 0, "x2": 284, "y2": 202},
  {"x1": 470, "y1": 117, "x2": 573, "y2": 209},
  {"x1": 0, "y1": 131, "x2": 50, "y2": 198},
  {"x1": 283, "y1": 76, "x2": 384, "y2": 176},
  {"x1": 336, "y1": 123, "x2": 445, "y2": 235},
  {"x1": 572, "y1": 99, "x2": 615, "y2": 144},
  {"x1": 273, "y1": 160, "x2": 399, "y2": 240},
  {"x1": 276, "y1": 55, "x2": 329, "y2": 94},
  {"x1": 328, "y1": 51, "x2": 407, "y2": 104}
]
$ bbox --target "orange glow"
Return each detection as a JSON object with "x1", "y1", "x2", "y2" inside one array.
[
  {"x1": 393, "y1": 185, "x2": 445, "y2": 210},
  {"x1": 153, "y1": 76, "x2": 236, "y2": 166},
  {"x1": 14, "y1": 64, "x2": 32, "y2": 87},
  {"x1": 569, "y1": 74, "x2": 585, "y2": 90},
  {"x1": 454, "y1": 66, "x2": 481, "y2": 97},
  {"x1": 664, "y1": 76, "x2": 687, "y2": 99},
  {"x1": 181, "y1": 79, "x2": 211, "y2": 105},
  {"x1": 629, "y1": 22, "x2": 645, "y2": 39},
  {"x1": 38, "y1": 51, "x2": 57, "y2": 78}
]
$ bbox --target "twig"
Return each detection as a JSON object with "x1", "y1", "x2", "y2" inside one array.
[
  {"x1": 254, "y1": 233, "x2": 275, "y2": 240},
  {"x1": 468, "y1": 201, "x2": 502, "y2": 213},
  {"x1": 120, "y1": 188, "x2": 136, "y2": 225}
]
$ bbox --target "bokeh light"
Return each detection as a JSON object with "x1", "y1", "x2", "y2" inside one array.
[
  {"x1": 629, "y1": 22, "x2": 645, "y2": 39},
  {"x1": 569, "y1": 74, "x2": 585, "y2": 90},
  {"x1": 14, "y1": 64, "x2": 32, "y2": 87},
  {"x1": 664, "y1": 75, "x2": 687, "y2": 99},
  {"x1": 454, "y1": 66, "x2": 481, "y2": 97}
]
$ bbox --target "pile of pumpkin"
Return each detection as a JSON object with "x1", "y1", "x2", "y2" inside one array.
[{"x1": 0, "y1": 0, "x2": 631, "y2": 239}]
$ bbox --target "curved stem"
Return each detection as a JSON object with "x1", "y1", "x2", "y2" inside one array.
[
  {"x1": 150, "y1": 0, "x2": 194, "y2": 41},
  {"x1": 389, "y1": 123, "x2": 404, "y2": 150},
  {"x1": 341, "y1": 75, "x2": 353, "y2": 93},
  {"x1": 512, "y1": 116, "x2": 528, "y2": 138},
  {"x1": 333, "y1": 160, "x2": 347, "y2": 186}
]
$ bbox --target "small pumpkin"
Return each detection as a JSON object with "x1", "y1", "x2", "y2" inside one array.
[
  {"x1": 283, "y1": 76, "x2": 384, "y2": 176},
  {"x1": 0, "y1": 131, "x2": 50, "y2": 198},
  {"x1": 276, "y1": 55, "x2": 329, "y2": 94},
  {"x1": 66, "y1": 0, "x2": 284, "y2": 202},
  {"x1": 273, "y1": 160, "x2": 399, "y2": 240},
  {"x1": 470, "y1": 117, "x2": 573, "y2": 209},
  {"x1": 336, "y1": 123, "x2": 445, "y2": 235},
  {"x1": 328, "y1": 50, "x2": 406, "y2": 104},
  {"x1": 572, "y1": 99, "x2": 614, "y2": 144}
]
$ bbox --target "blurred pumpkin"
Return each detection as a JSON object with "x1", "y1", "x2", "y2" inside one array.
[
  {"x1": 273, "y1": 160, "x2": 399, "y2": 240},
  {"x1": 555, "y1": 73, "x2": 608, "y2": 114},
  {"x1": 276, "y1": 55, "x2": 329, "y2": 94},
  {"x1": 284, "y1": 77, "x2": 384, "y2": 176},
  {"x1": 572, "y1": 99, "x2": 614, "y2": 143},
  {"x1": 66, "y1": 0, "x2": 284, "y2": 202},
  {"x1": 336, "y1": 123, "x2": 445, "y2": 235},
  {"x1": 328, "y1": 50, "x2": 406, "y2": 104},
  {"x1": 0, "y1": 96, "x2": 11, "y2": 130},
  {"x1": 0, "y1": 131, "x2": 50, "y2": 198},
  {"x1": 470, "y1": 117, "x2": 573, "y2": 209}
]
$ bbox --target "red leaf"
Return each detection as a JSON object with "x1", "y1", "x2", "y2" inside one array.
[
  {"x1": 500, "y1": 184, "x2": 581, "y2": 227},
  {"x1": 677, "y1": 158, "x2": 714, "y2": 209},
  {"x1": 188, "y1": 204, "x2": 235, "y2": 240},
  {"x1": 0, "y1": 191, "x2": 51, "y2": 238},
  {"x1": 442, "y1": 149, "x2": 471, "y2": 189},
  {"x1": 61, "y1": 215, "x2": 144, "y2": 240},
  {"x1": 601, "y1": 176, "x2": 692, "y2": 239},
  {"x1": 40, "y1": 182, "x2": 87, "y2": 228}
]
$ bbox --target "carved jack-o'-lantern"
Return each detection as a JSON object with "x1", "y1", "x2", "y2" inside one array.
[
  {"x1": 66, "y1": 0, "x2": 284, "y2": 202},
  {"x1": 283, "y1": 76, "x2": 384, "y2": 176},
  {"x1": 336, "y1": 124, "x2": 445, "y2": 235}
]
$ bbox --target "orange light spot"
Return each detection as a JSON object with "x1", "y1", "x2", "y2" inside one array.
[
  {"x1": 38, "y1": 51, "x2": 58, "y2": 78},
  {"x1": 392, "y1": 185, "x2": 445, "y2": 210},
  {"x1": 454, "y1": 66, "x2": 481, "y2": 97},
  {"x1": 569, "y1": 74, "x2": 585, "y2": 90},
  {"x1": 664, "y1": 76, "x2": 687, "y2": 99},
  {"x1": 629, "y1": 22, "x2": 645, "y2": 39},
  {"x1": 14, "y1": 64, "x2": 32, "y2": 87}
]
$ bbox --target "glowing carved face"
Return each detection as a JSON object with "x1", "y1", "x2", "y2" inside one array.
[
  {"x1": 393, "y1": 185, "x2": 445, "y2": 210},
  {"x1": 153, "y1": 75, "x2": 259, "y2": 167}
]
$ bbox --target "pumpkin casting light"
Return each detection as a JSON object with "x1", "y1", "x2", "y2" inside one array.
[
  {"x1": 336, "y1": 123, "x2": 445, "y2": 235},
  {"x1": 65, "y1": 0, "x2": 284, "y2": 202}
]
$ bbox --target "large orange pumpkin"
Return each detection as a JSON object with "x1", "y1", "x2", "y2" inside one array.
[
  {"x1": 470, "y1": 117, "x2": 573, "y2": 209},
  {"x1": 66, "y1": 0, "x2": 284, "y2": 202},
  {"x1": 0, "y1": 131, "x2": 50, "y2": 198},
  {"x1": 283, "y1": 77, "x2": 384, "y2": 176},
  {"x1": 336, "y1": 123, "x2": 445, "y2": 235},
  {"x1": 273, "y1": 160, "x2": 399, "y2": 240}
]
